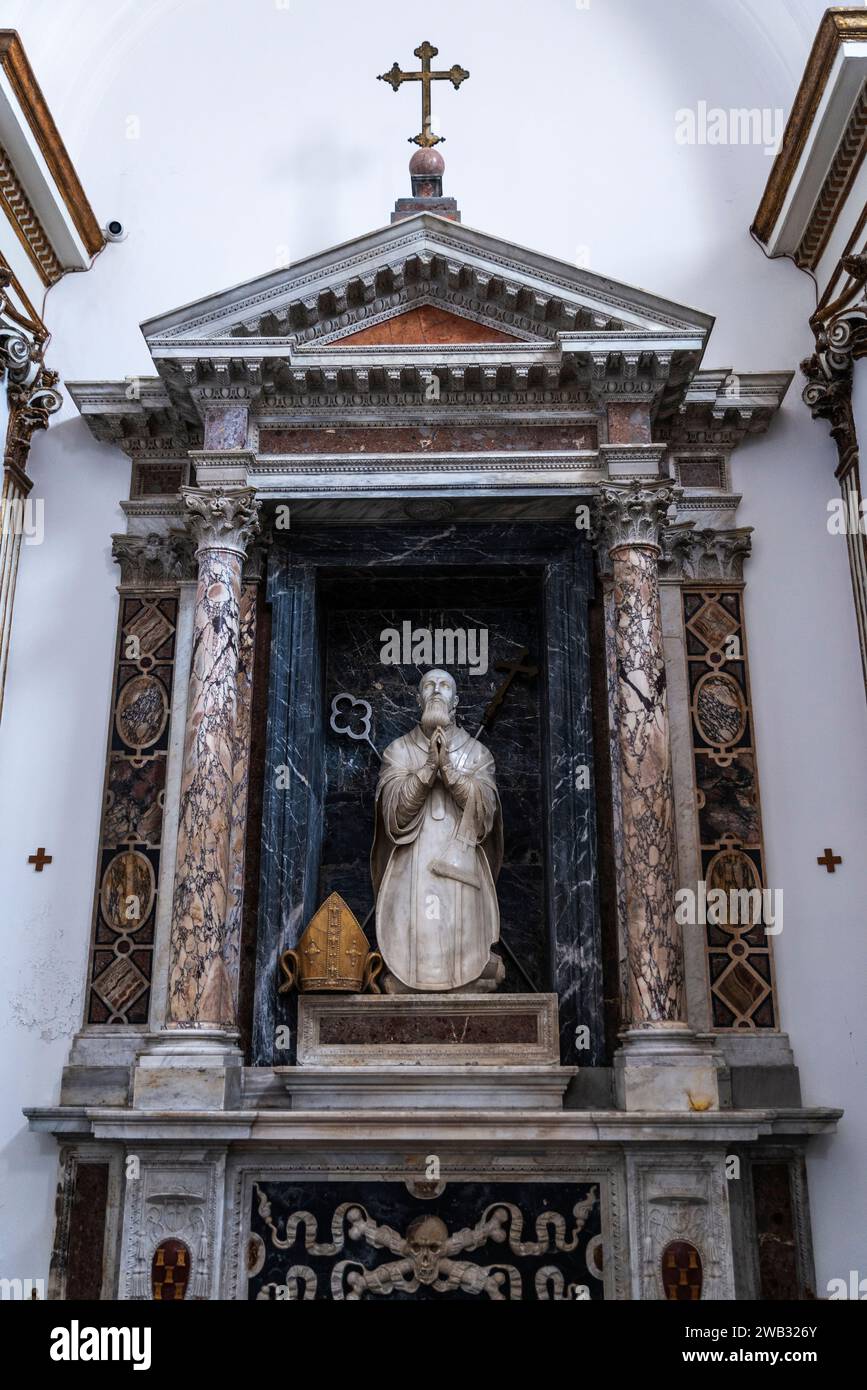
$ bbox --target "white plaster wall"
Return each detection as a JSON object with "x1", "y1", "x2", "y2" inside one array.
[{"x1": 0, "y1": 0, "x2": 863, "y2": 1294}]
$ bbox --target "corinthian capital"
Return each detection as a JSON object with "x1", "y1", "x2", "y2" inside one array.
[
  {"x1": 594, "y1": 480, "x2": 682, "y2": 557},
  {"x1": 660, "y1": 524, "x2": 753, "y2": 582},
  {"x1": 181, "y1": 486, "x2": 260, "y2": 557},
  {"x1": 112, "y1": 531, "x2": 196, "y2": 587}
]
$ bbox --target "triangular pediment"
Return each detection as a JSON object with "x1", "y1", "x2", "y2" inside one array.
[
  {"x1": 332, "y1": 303, "x2": 525, "y2": 346},
  {"x1": 141, "y1": 213, "x2": 714, "y2": 352}
]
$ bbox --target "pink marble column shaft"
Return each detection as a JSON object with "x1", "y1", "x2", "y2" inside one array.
[
  {"x1": 599, "y1": 482, "x2": 686, "y2": 1027},
  {"x1": 167, "y1": 488, "x2": 259, "y2": 1029}
]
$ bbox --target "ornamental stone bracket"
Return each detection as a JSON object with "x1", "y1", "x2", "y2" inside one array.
[
  {"x1": 0, "y1": 268, "x2": 48, "y2": 391},
  {"x1": 4, "y1": 367, "x2": 63, "y2": 481},
  {"x1": 1, "y1": 269, "x2": 62, "y2": 483},
  {"x1": 801, "y1": 253, "x2": 867, "y2": 697},
  {"x1": 0, "y1": 299, "x2": 62, "y2": 724},
  {"x1": 801, "y1": 254, "x2": 867, "y2": 459}
]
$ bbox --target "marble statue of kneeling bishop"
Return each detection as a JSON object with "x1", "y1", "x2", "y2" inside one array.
[{"x1": 371, "y1": 668, "x2": 504, "y2": 993}]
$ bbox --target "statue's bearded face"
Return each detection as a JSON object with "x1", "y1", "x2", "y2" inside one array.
[
  {"x1": 406, "y1": 1216, "x2": 448, "y2": 1284},
  {"x1": 418, "y1": 670, "x2": 457, "y2": 736}
]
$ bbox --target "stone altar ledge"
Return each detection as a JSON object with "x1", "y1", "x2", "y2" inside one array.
[
  {"x1": 280, "y1": 1065, "x2": 577, "y2": 1111},
  {"x1": 297, "y1": 992, "x2": 561, "y2": 1067}
]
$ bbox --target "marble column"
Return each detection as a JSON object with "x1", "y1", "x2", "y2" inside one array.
[
  {"x1": 166, "y1": 487, "x2": 260, "y2": 1031},
  {"x1": 597, "y1": 482, "x2": 720, "y2": 1110},
  {"x1": 597, "y1": 481, "x2": 684, "y2": 1026}
]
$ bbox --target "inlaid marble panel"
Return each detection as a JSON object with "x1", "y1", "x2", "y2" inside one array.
[
  {"x1": 682, "y1": 589, "x2": 777, "y2": 1029},
  {"x1": 247, "y1": 1181, "x2": 604, "y2": 1301},
  {"x1": 259, "y1": 423, "x2": 598, "y2": 454},
  {"x1": 86, "y1": 596, "x2": 178, "y2": 1024}
]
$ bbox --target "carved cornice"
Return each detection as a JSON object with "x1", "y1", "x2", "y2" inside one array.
[
  {"x1": 659, "y1": 524, "x2": 753, "y2": 582},
  {"x1": 66, "y1": 378, "x2": 202, "y2": 457},
  {"x1": 111, "y1": 531, "x2": 196, "y2": 587},
  {"x1": 594, "y1": 480, "x2": 682, "y2": 557},
  {"x1": 796, "y1": 82, "x2": 867, "y2": 270},
  {"x1": 753, "y1": 9, "x2": 867, "y2": 244},
  {"x1": 0, "y1": 31, "x2": 103, "y2": 257},
  {"x1": 659, "y1": 371, "x2": 793, "y2": 451},
  {"x1": 181, "y1": 486, "x2": 261, "y2": 557},
  {"x1": 0, "y1": 141, "x2": 62, "y2": 285}
]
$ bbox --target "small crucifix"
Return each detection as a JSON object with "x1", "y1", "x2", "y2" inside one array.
[
  {"x1": 378, "y1": 41, "x2": 470, "y2": 148},
  {"x1": 28, "y1": 847, "x2": 52, "y2": 872},
  {"x1": 475, "y1": 649, "x2": 540, "y2": 738},
  {"x1": 817, "y1": 848, "x2": 842, "y2": 874}
]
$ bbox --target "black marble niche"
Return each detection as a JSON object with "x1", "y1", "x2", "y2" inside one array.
[
  {"x1": 320, "y1": 570, "x2": 545, "y2": 995},
  {"x1": 248, "y1": 1180, "x2": 604, "y2": 1301},
  {"x1": 253, "y1": 524, "x2": 603, "y2": 1066}
]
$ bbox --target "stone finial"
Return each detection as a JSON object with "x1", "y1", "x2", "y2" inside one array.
[
  {"x1": 181, "y1": 487, "x2": 260, "y2": 557},
  {"x1": 594, "y1": 480, "x2": 682, "y2": 557},
  {"x1": 392, "y1": 147, "x2": 460, "y2": 223}
]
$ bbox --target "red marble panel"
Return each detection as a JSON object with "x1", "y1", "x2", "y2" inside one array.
[
  {"x1": 607, "y1": 401, "x2": 652, "y2": 444},
  {"x1": 334, "y1": 305, "x2": 522, "y2": 345},
  {"x1": 318, "y1": 1011, "x2": 539, "y2": 1046},
  {"x1": 259, "y1": 423, "x2": 598, "y2": 454}
]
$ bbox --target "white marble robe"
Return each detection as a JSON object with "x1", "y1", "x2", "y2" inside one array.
[{"x1": 371, "y1": 724, "x2": 503, "y2": 991}]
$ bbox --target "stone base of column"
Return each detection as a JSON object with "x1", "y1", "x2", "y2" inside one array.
[
  {"x1": 132, "y1": 1030, "x2": 243, "y2": 1111},
  {"x1": 615, "y1": 1025, "x2": 724, "y2": 1113}
]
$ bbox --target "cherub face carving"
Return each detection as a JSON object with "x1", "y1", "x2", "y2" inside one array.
[{"x1": 406, "y1": 1215, "x2": 448, "y2": 1285}]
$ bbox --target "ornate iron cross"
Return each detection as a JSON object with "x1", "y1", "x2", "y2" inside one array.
[{"x1": 378, "y1": 41, "x2": 470, "y2": 147}]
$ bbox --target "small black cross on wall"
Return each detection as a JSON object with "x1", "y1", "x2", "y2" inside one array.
[
  {"x1": 28, "y1": 847, "x2": 52, "y2": 872},
  {"x1": 817, "y1": 848, "x2": 842, "y2": 874}
]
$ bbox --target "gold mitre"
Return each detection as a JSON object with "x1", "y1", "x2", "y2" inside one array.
[{"x1": 278, "y1": 892, "x2": 382, "y2": 994}]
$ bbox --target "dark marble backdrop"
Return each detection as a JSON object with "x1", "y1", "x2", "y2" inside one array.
[
  {"x1": 253, "y1": 525, "x2": 603, "y2": 1068},
  {"x1": 319, "y1": 571, "x2": 545, "y2": 992}
]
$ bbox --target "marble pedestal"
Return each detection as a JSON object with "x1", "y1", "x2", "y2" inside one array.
[
  {"x1": 132, "y1": 1032, "x2": 243, "y2": 1111},
  {"x1": 614, "y1": 1027, "x2": 723, "y2": 1113},
  {"x1": 289, "y1": 992, "x2": 575, "y2": 1110}
]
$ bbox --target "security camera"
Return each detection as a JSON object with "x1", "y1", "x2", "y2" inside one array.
[{"x1": 104, "y1": 219, "x2": 128, "y2": 243}]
